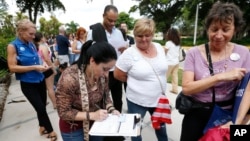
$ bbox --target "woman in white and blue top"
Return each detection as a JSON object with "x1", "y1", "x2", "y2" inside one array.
[{"x1": 72, "y1": 27, "x2": 87, "y2": 62}]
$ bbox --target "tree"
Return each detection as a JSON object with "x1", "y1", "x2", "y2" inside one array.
[
  {"x1": 16, "y1": 0, "x2": 66, "y2": 25},
  {"x1": 116, "y1": 12, "x2": 135, "y2": 30},
  {"x1": 39, "y1": 15, "x2": 62, "y2": 36},
  {"x1": 230, "y1": 0, "x2": 250, "y2": 37},
  {"x1": 0, "y1": 0, "x2": 6, "y2": 29},
  {"x1": 65, "y1": 21, "x2": 79, "y2": 34},
  {"x1": 0, "y1": 14, "x2": 15, "y2": 38},
  {"x1": 0, "y1": 0, "x2": 8, "y2": 21},
  {"x1": 14, "y1": 12, "x2": 29, "y2": 23},
  {"x1": 0, "y1": 10, "x2": 29, "y2": 39},
  {"x1": 129, "y1": 0, "x2": 185, "y2": 34},
  {"x1": 181, "y1": 0, "x2": 250, "y2": 37},
  {"x1": 86, "y1": 0, "x2": 114, "y2": 5},
  {"x1": 132, "y1": 0, "x2": 250, "y2": 38}
]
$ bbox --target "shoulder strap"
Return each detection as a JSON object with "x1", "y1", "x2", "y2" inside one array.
[
  {"x1": 205, "y1": 43, "x2": 214, "y2": 75},
  {"x1": 134, "y1": 46, "x2": 165, "y2": 95},
  {"x1": 179, "y1": 47, "x2": 185, "y2": 62},
  {"x1": 78, "y1": 67, "x2": 90, "y2": 141},
  {"x1": 90, "y1": 23, "x2": 108, "y2": 42},
  {"x1": 204, "y1": 43, "x2": 216, "y2": 105}
]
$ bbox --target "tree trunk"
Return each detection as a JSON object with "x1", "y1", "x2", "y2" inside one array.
[{"x1": 28, "y1": 8, "x2": 33, "y2": 23}]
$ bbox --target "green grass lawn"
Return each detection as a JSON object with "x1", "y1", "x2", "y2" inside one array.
[{"x1": 167, "y1": 69, "x2": 183, "y2": 86}]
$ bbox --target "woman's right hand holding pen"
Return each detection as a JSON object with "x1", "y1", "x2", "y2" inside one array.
[{"x1": 90, "y1": 104, "x2": 121, "y2": 121}]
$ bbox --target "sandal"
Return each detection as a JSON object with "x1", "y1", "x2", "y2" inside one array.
[
  {"x1": 39, "y1": 127, "x2": 48, "y2": 136},
  {"x1": 47, "y1": 131, "x2": 57, "y2": 141}
]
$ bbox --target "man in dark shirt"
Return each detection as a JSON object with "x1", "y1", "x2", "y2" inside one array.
[
  {"x1": 56, "y1": 26, "x2": 70, "y2": 65},
  {"x1": 120, "y1": 22, "x2": 135, "y2": 47}
]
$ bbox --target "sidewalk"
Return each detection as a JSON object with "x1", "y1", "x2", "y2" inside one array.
[{"x1": 0, "y1": 74, "x2": 184, "y2": 141}]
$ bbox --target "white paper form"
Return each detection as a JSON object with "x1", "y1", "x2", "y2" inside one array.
[{"x1": 89, "y1": 113, "x2": 141, "y2": 136}]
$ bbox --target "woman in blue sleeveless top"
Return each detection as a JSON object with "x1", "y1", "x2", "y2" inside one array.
[{"x1": 7, "y1": 19, "x2": 57, "y2": 141}]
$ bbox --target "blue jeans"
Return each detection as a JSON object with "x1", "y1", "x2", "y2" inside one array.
[
  {"x1": 127, "y1": 99, "x2": 168, "y2": 141},
  {"x1": 68, "y1": 53, "x2": 75, "y2": 65},
  {"x1": 61, "y1": 129, "x2": 103, "y2": 141}
]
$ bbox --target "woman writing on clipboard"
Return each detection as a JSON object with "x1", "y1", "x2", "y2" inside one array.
[{"x1": 56, "y1": 40, "x2": 120, "y2": 141}]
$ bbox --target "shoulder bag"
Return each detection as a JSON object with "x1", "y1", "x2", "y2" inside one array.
[
  {"x1": 138, "y1": 49, "x2": 172, "y2": 128},
  {"x1": 175, "y1": 43, "x2": 214, "y2": 114},
  {"x1": 175, "y1": 91, "x2": 202, "y2": 114},
  {"x1": 179, "y1": 47, "x2": 186, "y2": 62}
]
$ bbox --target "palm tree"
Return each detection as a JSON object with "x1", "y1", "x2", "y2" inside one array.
[
  {"x1": 65, "y1": 21, "x2": 79, "y2": 34},
  {"x1": 16, "y1": 0, "x2": 66, "y2": 25},
  {"x1": 39, "y1": 15, "x2": 62, "y2": 36}
]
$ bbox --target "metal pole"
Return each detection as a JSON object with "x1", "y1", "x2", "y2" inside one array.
[
  {"x1": 193, "y1": 4, "x2": 199, "y2": 45},
  {"x1": 111, "y1": 0, "x2": 113, "y2": 5}
]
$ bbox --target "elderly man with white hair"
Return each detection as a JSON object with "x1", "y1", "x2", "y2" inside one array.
[{"x1": 56, "y1": 25, "x2": 71, "y2": 65}]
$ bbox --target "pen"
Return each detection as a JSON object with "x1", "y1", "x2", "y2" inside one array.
[
  {"x1": 95, "y1": 104, "x2": 101, "y2": 110},
  {"x1": 117, "y1": 121, "x2": 122, "y2": 133},
  {"x1": 133, "y1": 115, "x2": 140, "y2": 129},
  {"x1": 133, "y1": 115, "x2": 136, "y2": 129}
]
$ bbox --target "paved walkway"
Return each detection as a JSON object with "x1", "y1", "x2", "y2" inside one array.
[{"x1": 0, "y1": 74, "x2": 184, "y2": 141}]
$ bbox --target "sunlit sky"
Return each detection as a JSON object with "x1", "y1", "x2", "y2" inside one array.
[{"x1": 6, "y1": 0, "x2": 142, "y2": 29}]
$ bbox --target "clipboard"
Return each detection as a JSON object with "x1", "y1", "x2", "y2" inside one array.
[{"x1": 89, "y1": 113, "x2": 141, "y2": 136}]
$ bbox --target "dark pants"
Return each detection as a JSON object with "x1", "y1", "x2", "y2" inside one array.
[
  {"x1": 103, "y1": 136, "x2": 124, "y2": 141},
  {"x1": 123, "y1": 82, "x2": 127, "y2": 93},
  {"x1": 104, "y1": 72, "x2": 124, "y2": 141},
  {"x1": 20, "y1": 80, "x2": 54, "y2": 133},
  {"x1": 108, "y1": 71, "x2": 123, "y2": 112},
  {"x1": 180, "y1": 108, "x2": 213, "y2": 141}
]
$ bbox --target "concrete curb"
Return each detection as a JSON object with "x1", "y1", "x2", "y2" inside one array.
[{"x1": 0, "y1": 74, "x2": 11, "y2": 122}]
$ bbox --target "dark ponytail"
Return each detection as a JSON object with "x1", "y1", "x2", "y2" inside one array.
[
  {"x1": 74, "y1": 40, "x2": 117, "y2": 71},
  {"x1": 75, "y1": 40, "x2": 94, "y2": 70}
]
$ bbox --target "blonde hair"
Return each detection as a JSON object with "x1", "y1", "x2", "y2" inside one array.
[
  {"x1": 16, "y1": 19, "x2": 36, "y2": 37},
  {"x1": 133, "y1": 18, "x2": 155, "y2": 37}
]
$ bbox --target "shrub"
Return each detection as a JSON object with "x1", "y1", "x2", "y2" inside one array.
[
  {"x1": 154, "y1": 36, "x2": 250, "y2": 47},
  {"x1": 0, "y1": 37, "x2": 14, "y2": 59}
]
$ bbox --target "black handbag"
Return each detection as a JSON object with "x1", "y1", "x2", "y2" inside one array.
[
  {"x1": 176, "y1": 43, "x2": 214, "y2": 114},
  {"x1": 175, "y1": 91, "x2": 208, "y2": 114},
  {"x1": 175, "y1": 91, "x2": 194, "y2": 114}
]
